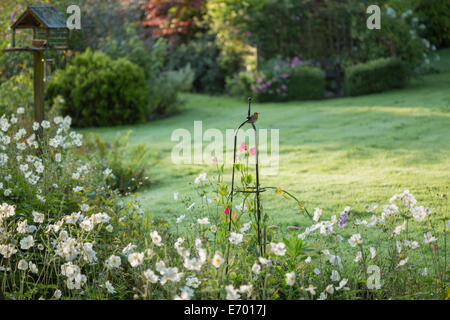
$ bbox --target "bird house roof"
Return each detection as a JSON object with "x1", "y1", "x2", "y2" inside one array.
[{"x1": 11, "y1": 6, "x2": 67, "y2": 29}]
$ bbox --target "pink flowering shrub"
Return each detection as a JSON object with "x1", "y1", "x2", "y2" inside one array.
[{"x1": 252, "y1": 57, "x2": 325, "y2": 102}]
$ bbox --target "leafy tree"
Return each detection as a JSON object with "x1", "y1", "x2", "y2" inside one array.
[{"x1": 140, "y1": 0, "x2": 206, "y2": 41}]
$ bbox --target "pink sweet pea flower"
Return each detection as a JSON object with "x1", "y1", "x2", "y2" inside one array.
[
  {"x1": 239, "y1": 142, "x2": 247, "y2": 153},
  {"x1": 249, "y1": 147, "x2": 256, "y2": 156},
  {"x1": 224, "y1": 208, "x2": 230, "y2": 215}
]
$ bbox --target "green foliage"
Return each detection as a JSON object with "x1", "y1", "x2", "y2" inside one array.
[
  {"x1": 206, "y1": 0, "x2": 364, "y2": 62},
  {"x1": 45, "y1": 49, "x2": 148, "y2": 128},
  {"x1": 85, "y1": 131, "x2": 153, "y2": 194},
  {"x1": 147, "y1": 71, "x2": 191, "y2": 119},
  {"x1": 288, "y1": 66, "x2": 325, "y2": 101},
  {"x1": 206, "y1": 0, "x2": 439, "y2": 77},
  {"x1": 168, "y1": 34, "x2": 227, "y2": 94},
  {"x1": 0, "y1": 69, "x2": 33, "y2": 115},
  {"x1": 69, "y1": 0, "x2": 144, "y2": 53},
  {"x1": 344, "y1": 58, "x2": 407, "y2": 96},
  {"x1": 225, "y1": 71, "x2": 255, "y2": 98},
  {"x1": 96, "y1": 24, "x2": 167, "y2": 83},
  {"x1": 415, "y1": 0, "x2": 450, "y2": 48},
  {"x1": 162, "y1": 64, "x2": 195, "y2": 93},
  {"x1": 140, "y1": 0, "x2": 207, "y2": 40},
  {"x1": 355, "y1": 4, "x2": 439, "y2": 73},
  {"x1": 147, "y1": 65, "x2": 195, "y2": 118},
  {"x1": 253, "y1": 58, "x2": 324, "y2": 102}
]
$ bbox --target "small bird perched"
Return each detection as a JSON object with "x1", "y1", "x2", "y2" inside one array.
[
  {"x1": 245, "y1": 112, "x2": 259, "y2": 124},
  {"x1": 237, "y1": 112, "x2": 259, "y2": 131}
]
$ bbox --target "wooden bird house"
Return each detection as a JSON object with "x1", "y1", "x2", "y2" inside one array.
[{"x1": 9, "y1": 6, "x2": 69, "y2": 51}]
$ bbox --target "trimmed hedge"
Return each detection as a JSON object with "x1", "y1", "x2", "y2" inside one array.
[
  {"x1": 46, "y1": 49, "x2": 147, "y2": 128},
  {"x1": 344, "y1": 58, "x2": 407, "y2": 96},
  {"x1": 287, "y1": 66, "x2": 325, "y2": 101}
]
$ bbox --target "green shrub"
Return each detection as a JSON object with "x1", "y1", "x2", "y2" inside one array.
[
  {"x1": 253, "y1": 58, "x2": 325, "y2": 102},
  {"x1": 225, "y1": 71, "x2": 255, "y2": 98},
  {"x1": 168, "y1": 34, "x2": 227, "y2": 94},
  {"x1": 146, "y1": 65, "x2": 194, "y2": 118},
  {"x1": 147, "y1": 72, "x2": 189, "y2": 119},
  {"x1": 0, "y1": 70, "x2": 33, "y2": 115},
  {"x1": 84, "y1": 131, "x2": 154, "y2": 194},
  {"x1": 97, "y1": 24, "x2": 167, "y2": 83},
  {"x1": 344, "y1": 58, "x2": 407, "y2": 96},
  {"x1": 162, "y1": 64, "x2": 195, "y2": 93},
  {"x1": 207, "y1": 0, "x2": 438, "y2": 74},
  {"x1": 45, "y1": 49, "x2": 147, "y2": 128},
  {"x1": 355, "y1": 5, "x2": 439, "y2": 73},
  {"x1": 288, "y1": 66, "x2": 325, "y2": 101},
  {"x1": 415, "y1": 0, "x2": 450, "y2": 48}
]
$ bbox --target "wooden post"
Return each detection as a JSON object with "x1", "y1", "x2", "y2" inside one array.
[
  {"x1": 33, "y1": 50, "x2": 45, "y2": 130},
  {"x1": 11, "y1": 29, "x2": 15, "y2": 48}
]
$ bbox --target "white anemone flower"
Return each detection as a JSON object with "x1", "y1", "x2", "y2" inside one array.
[
  {"x1": 270, "y1": 242, "x2": 286, "y2": 256},
  {"x1": 348, "y1": 233, "x2": 362, "y2": 247},
  {"x1": 176, "y1": 215, "x2": 185, "y2": 223},
  {"x1": 20, "y1": 235, "x2": 34, "y2": 250},
  {"x1": 305, "y1": 284, "x2": 316, "y2": 295},
  {"x1": 336, "y1": 278, "x2": 348, "y2": 290},
  {"x1": 32, "y1": 211, "x2": 44, "y2": 224},
  {"x1": 106, "y1": 255, "x2": 121, "y2": 269},
  {"x1": 186, "y1": 276, "x2": 201, "y2": 288},
  {"x1": 285, "y1": 272, "x2": 295, "y2": 286},
  {"x1": 18, "y1": 259, "x2": 28, "y2": 271},
  {"x1": 150, "y1": 230, "x2": 163, "y2": 246},
  {"x1": 128, "y1": 252, "x2": 144, "y2": 268},
  {"x1": 330, "y1": 270, "x2": 341, "y2": 282},
  {"x1": 411, "y1": 206, "x2": 430, "y2": 222},
  {"x1": 423, "y1": 232, "x2": 437, "y2": 244},
  {"x1": 104, "y1": 281, "x2": 116, "y2": 294},
  {"x1": 225, "y1": 285, "x2": 241, "y2": 300},
  {"x1": 143, "y1": 269, "x2": 159, "y2": 283},
  {"x1": 252, "y1": 262, "x2": 261, "y2": 274},
  {"x1": 228, "y1": 232, "x2": 243, "y2": 245},
  {"x1": 313, "y1": 208, "x2": 322, "y2": 222},
  {"x1": 370, "y1": 247, "x2": 376, "y2": 259},
  {"x1": 396, "y1": 257, "x2": 409, "y2": 268},
  {"x1": 212, "y1": 252, "x2": 224, "y2": 268},
  {"x1": 197, "y1": 217, "x2": 210, "y2": 225}
]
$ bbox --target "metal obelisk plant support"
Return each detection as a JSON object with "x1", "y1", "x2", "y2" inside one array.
[{"x1": 228, "y1": 97, "x2": 266, "y2": 256}]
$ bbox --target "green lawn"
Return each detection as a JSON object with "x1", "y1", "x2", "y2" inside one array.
[{"x1": 84, "y1": 49, "x2": 450, "y2": 230}]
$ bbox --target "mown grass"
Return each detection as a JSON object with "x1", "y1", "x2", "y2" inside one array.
[{"x1": 83, "y1": 50, "x2": 450, "y2": 238}]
